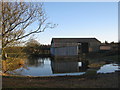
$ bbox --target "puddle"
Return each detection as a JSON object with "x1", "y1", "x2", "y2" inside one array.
[{"x1": 97, "y1": 63, "x2": 119, "y2": 73}]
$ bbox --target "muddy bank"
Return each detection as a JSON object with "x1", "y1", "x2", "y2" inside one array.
[{"x1": 2, "y1": 72, "x2": 119, "y2": 88}]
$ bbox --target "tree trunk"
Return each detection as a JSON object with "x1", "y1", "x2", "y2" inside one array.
[
  {"x1": 2, "y1": 48, "x2": 7, "y2": 73},
  {"x1": 2, "y1": 48, "x2": 7, "y2": 60},
  {"x1": 2, "y1": 60, "x2": 7, "y2": 73}
]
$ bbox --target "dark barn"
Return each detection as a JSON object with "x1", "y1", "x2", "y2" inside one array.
[{"x1": 50, "y1": 38, "x2": 101, "y2": 57}]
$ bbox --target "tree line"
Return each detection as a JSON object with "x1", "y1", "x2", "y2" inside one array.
[{"x1": 4, "y1": 44, "x2": 51, "y2": 57}]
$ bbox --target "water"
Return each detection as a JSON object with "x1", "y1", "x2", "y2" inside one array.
[
  {"x1": 7, "y1": 57, "x2": 119, "y2": 76},
  {"x1": 97, "y1": 63, "x2": 119, "y2": 73},
  {"x1": 8, "y1": 57, "x2": 86, "y2": 76}
]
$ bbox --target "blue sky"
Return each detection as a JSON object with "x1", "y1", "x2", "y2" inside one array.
[{"x1": 33, "y1": 2, "x2": 118, "y2": 44}]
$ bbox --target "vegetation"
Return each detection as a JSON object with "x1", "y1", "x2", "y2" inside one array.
[
  {"x1": 88, "y1": 62, "x2": 105, "y2": 69},
  {"x1": 86, "y1": 50, "x2": 119, "y2": 63},
  {"x1": 4, "y1": 45, "x2": 51, "y2": 58},
  {"x1": 24, "y1": 39, "x2": 50, "y2": 56},
  {"x1": 1, "y1": 1, "x2": 56, "y2": 60},
  {"x1": 2, "y1": 72, "x2": 119, "y2": 88},
  {"x1": 0, "y1": 1, "x2": 56, "y2": 73},
  {"x1": 2, "y1": 57, "x2": 26, "y2": 73}
]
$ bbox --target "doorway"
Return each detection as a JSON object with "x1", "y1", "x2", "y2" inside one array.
[{"x1": 78, "y1": 42, "x2": 89, "y2": 53}]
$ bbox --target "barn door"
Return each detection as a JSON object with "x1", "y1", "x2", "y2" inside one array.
[
  {"x1": 81, "y1": 43, "x2": 89, "y2": 53},
  {"x1": 78, "y1": 42, "x2": 82, "y2": 54}
]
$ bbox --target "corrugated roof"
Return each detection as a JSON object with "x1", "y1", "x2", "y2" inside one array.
[{"x1": 51, "y1": 38, "x2": 101, "y2": 43}]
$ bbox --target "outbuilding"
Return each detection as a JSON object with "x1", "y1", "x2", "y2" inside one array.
[{"x1": 50, "y1": 38, "x2": 101, "y2": 57}]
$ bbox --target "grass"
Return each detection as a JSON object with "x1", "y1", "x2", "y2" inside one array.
[
  {"x1": 2, "y1": 72, "x2": 119, "y2": 88},
  {"x1": 84, "y1": 69, "x2": 98, "y2": 79},
  {"x1": 86, "y1": 52, "x2": 119, "y2": 63},
  {"x1": 7, "y1": 53, "x2": 27, "y2": 58},
  {"x1": 2, "y1": 57, "x2": 26, "y2": 72},
  {"x1": 88, "y1": 62, "x2": 105, "y2": 69}
]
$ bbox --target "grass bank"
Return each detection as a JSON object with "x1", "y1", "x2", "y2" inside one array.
[
  {"x1": 2, "y1": 72, "x2": 119, "y2": 88},
  {"x1": 86, "y1": 51, "x2": 119, "y2": 63}
]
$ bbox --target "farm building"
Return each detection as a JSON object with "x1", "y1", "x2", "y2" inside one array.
[
  {"x1": 50, "y1": 38, "x2": 101, "y2": 57},
  {"x1": 100, "y1": 44, "x2": 111, "y2": 51},
  {"x1": 100, "y1": 43, "x2": 118, "y2": 51}
]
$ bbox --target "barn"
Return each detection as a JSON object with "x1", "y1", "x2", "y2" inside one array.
[{"x1": 50, "y1": 38, "x2": 101, "y2": 57}]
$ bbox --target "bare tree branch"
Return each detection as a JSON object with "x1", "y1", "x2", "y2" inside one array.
[{"x1": 1, "y1": 1, "x2": 57, "y2": 49}]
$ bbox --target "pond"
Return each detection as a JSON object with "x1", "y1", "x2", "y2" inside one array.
[{"x1": 7, "y1": 57, "x2": 120, "y2": 76}]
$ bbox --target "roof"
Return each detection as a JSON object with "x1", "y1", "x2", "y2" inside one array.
[{"x1": 51, "y1": 38, "x2": 101, "y2": 43}]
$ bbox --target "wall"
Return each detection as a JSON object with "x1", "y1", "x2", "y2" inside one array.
[
  {"x1": 89, "y1": 42, "x2": 100, "y2": 52},
  {"x1": 51, "y1": 46, "x2": 78, "y2": 56},
  {"x1": 100, "y1": 46, "x2": 111, "y2": 50}
]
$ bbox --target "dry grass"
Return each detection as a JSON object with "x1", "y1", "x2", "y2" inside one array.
[
  {"x1": 2, "y1": 72, "x2": 119, "y2": 88},
  {"x1": 88, "y1": 62, "x2": 106, "y2": 68},
  {"x1": 2, "y1": 57, "x2": 26, "y2": 72}
]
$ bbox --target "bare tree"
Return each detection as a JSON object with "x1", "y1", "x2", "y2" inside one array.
[
  {"x1": 25, "y1": 39, "x2": 40, "y2": 47},
  {"x1": 1, "y1": 1, "x2": 56, "y2": 60}
]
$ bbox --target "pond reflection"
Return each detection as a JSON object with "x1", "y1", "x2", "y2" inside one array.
[
  {"x1": 51, "y1": 60, "x2": 88, "y2": 74},
  {"x1": 26, "y1": 56, "x2": 45, "y2": 67},
  {"x1": 7, "y1": 57, "x2": 119, "y2": 76},
  {"x1": 7, "y1": 57, "x2": 88, "y2": 76}
]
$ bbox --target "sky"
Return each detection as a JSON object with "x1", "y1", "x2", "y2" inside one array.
[{"x1": 32, "y1": 2, "x2": 118, "y2": 44}]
